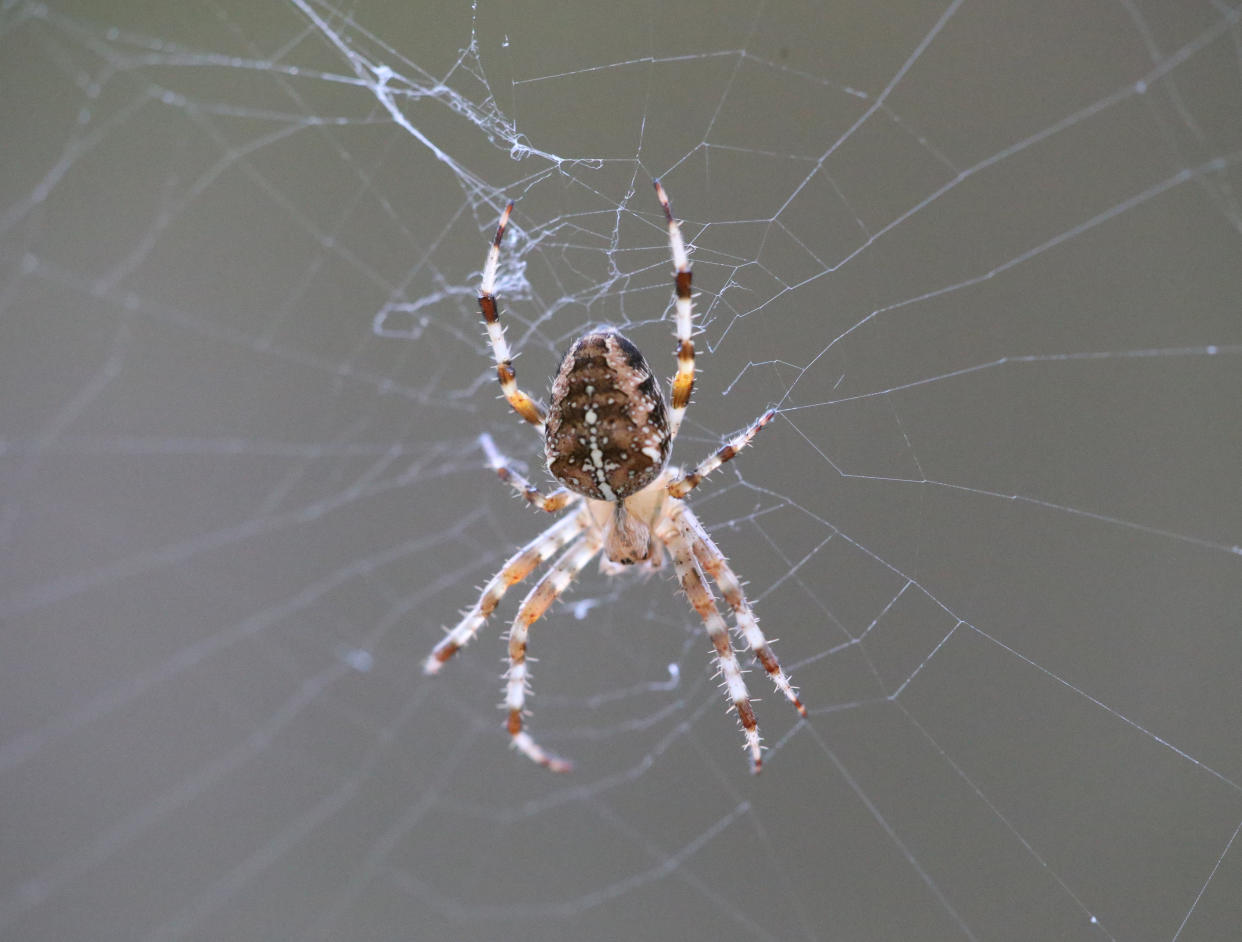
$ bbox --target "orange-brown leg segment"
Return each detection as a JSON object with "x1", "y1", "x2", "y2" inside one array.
[
  {"x1": 479, "y1": 433, "x2": 575, "y2": 512},
  {"x1": 654, "y1": 181, "x2": 695, "y2": 441},
  {"x1": 423, "y1": 511, "x2": 586, "y2": 674},
  {"x1": 666, "y1": 523, "x2": 763, "y2": 772},
  {"x1": 677, "y1": 505, "x2": 805, "y2": 717},
  {"x1": 479, "y1": 202, "x2": 546, "y2": 430},
  {"x1": 668, "y1": 409, "x2": 776, "y2": 499},
  {"x1": 505, "y1": 534, "x2": 603, "y2": 771}
]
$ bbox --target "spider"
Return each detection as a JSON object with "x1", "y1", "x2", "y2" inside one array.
[{"x1": 424, "y1": 182, "x2": 805, "y2": 773}]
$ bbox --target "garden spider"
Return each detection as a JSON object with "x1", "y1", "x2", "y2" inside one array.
[{"x1": 424, "y1": 183, "x2": 805, "y2": 773}]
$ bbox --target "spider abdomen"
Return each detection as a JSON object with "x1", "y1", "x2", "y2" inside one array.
[{"x1": 544, "y1": 329, "x2": 671, "y2": 502}]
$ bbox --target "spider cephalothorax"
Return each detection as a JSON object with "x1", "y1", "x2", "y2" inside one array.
[{"x1": 424, "y1": 183, "x2": 806, "y2": 773}]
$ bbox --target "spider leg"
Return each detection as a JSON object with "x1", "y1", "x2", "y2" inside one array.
[
  {"x1": 664, "y1": 521, "x2": 763, "y2": 772},
  {"x1": 478, "y1": 202, "x2": 547, "y2": 431},
  {"x1": 654, "y1": 181, "x2": 694, "y2": 442},
  {"x1": 667, "y1": 408, "x2": 777, "y2": 499},
  {"x1": 676, "y1": 505, "x2": 806, "y2": 717},
  {"x1": 423, "y1": 509, "x2": 587, "y2": 674},
  {"x1": 479, "y1": 433, "x2": 575, "y2": 512},
  {"x1": 506, "y1": 533, "x2": 603, "y2": 772}
]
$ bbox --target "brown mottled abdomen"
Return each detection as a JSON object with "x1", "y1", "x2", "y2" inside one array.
[{"x1": 544, "y1": 329, "x2": 671, "y2": 502}]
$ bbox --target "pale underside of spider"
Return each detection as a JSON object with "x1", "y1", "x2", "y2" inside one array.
[{"x1": 424, "y1": 183, "x2": 805, "y2": 773}]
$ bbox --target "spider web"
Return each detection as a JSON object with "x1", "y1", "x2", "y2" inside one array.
[{"x1": 2, "y1": 0, "x2": 1241, "y2": 939}]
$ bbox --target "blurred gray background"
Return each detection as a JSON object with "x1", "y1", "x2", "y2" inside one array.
[{"x1": 2, "y1": 1, "x2": 1240, "y2": 940}]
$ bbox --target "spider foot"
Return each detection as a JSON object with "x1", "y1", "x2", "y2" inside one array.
[
  {"x1": 423, "y1": 638, "x2": 458, "y2": 674},
  {"x1": 510, "y1": 726, "x2": 573, "y2": 773},
  {"x1": 738, "y1": 702, "x2": 763, "y2": 773}
]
